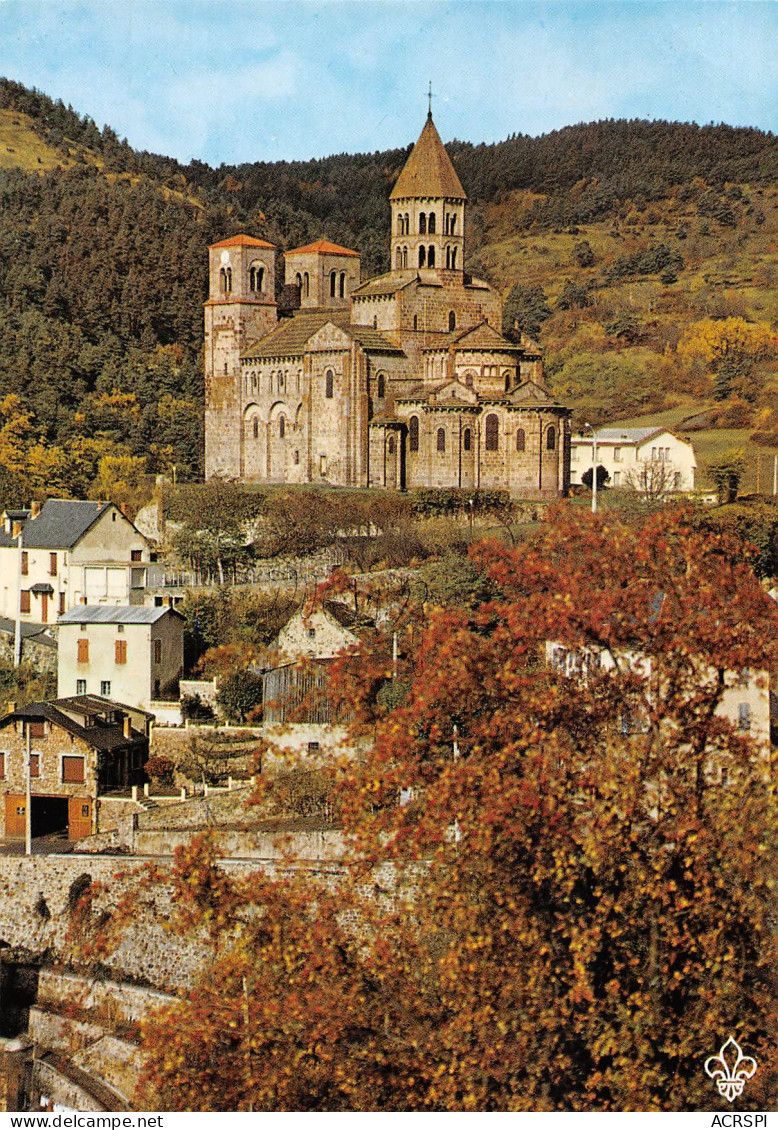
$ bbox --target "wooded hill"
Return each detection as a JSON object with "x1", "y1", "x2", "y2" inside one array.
[{"x1": 1, "y1": 76, "x2": 777, "y2": 503}]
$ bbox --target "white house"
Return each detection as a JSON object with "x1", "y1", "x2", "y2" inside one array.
[
  {"x1": 56, "y1": 606, "x2": 185, "y2": 716},
  {"x1": 570, "y1": 428, "x2": 697, "y2": 492},
  {"x1": 0, "y1": 500, "x2": 153, "y2": 628}
]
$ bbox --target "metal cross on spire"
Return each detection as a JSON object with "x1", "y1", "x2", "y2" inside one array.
[{"x1": 427, "y1": 81, "x2": 434, "y2": 119}]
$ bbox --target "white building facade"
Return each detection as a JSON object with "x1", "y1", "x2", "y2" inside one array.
[{"x1": 570, "y1": 428, "x2": 697, "y2": 492}]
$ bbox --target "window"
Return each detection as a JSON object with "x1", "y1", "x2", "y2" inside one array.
[
  {"x1": 154, "y1": 639, "x2": 162, "y2": 664},
  {"x1": 674, "y1": 472, "x2": 682, "y2": 489},
  {"x1": 485, "y1": 414, "x2": 499, "y2": 451},
  {"x1": 325, "y1": 370, "x2": 334, "y2": 399},
  {"x1": 436, "y1": 428, "x2": 446, "y2": 453},
  {"x1": 614, "y1": 447, "x2": 622, "y2": 462},
  {"x1": 62, "y1": 756, "x2": 85, "y2": 784},
  {"x1": 387, "y1": 435, "x2": 396, "y2": 455},
  {"x1": 738, "y1": 703, "x2": 751, "y2": 732},
  {"x1": 279, "y1": 416, "x2": 286, "y2": 438},
  {"x1": 307, "y1": 741, "x2": 320, "y2": 754},
  {"x1": 516, "y1": 428, "x2": 526, "y2": 452},
  {"x1": 0, "y1": 752, "x2": 4, "y2": 779},
  {"x1": 613, "y1": 471, "x2": 621, "y2": 486},
  {"x1": 21, "y1": 551, "x2": 28, "y2": 576},
  {"x1": 419, "y1": 212, "x2": 427, "y2": 235},
  {"x1": 115, "y1": 639, "x2": 127, "y2": 664},
  {"x1": 450, "y1": 247, "x2": 457, "y2": 269},
  {"x1": 308, "y1": 627, "x2": 316, "y2": 639},
  {"x1": 101, "y1": 680, "x2": 111, "y2": 697},
  {"x1": 30, "y1": 754, "x2": 40, "y2": 778},
  {"x1": 28, "y1": 720, "x2": 45, "y2": 739},
  {"x1": 377, "y1": 373, "x2": 385, "y2": 398},
  {"x1": 418, "y1": 246, "x2": 426, "y2": 268},
  {"x1": 570, "y1": 446, "x2": 578, "y2": 461},
  {"x1": 76, "y1": 679, "x2": 86, "y2": 694},
  {"x1": 427, "y1": 245, "x2": 435, "y2": 268},
  {"x1": 59, "y1": 592, "x2": 66, "y2": 616},
  {"x1": 428, "y1": 212, "x2": 436, "y2": 234},
  {"x1": 303, "y1": 273, "x2": 309, "y2": 298},
  {"x1": 339, "y1": 272, "x2": 346, "y2": 298},
  {"x1": 413, "y1": 315, "x2": 418, "y2": 330},
  {"x1": 546, "y1": 426, "x2": 556, "y2": 451},
  {"x1": 77, "y1": 639, "x2": 89, "y2": 664},
  {"x1": 253, "y1": 418, "x2": 259, "y2": 440},
  {"x1": 448, "y1": 310, "x2": 456, "y2": 332},
  {"x1": 130, "y1": 549, "x2": 142, "y2": 562},
  {"x1": 409, "y1": 416, "x2": 419, "y2": 453},
  {"x1": 154, "y1": 679, "x2": 161, "y2": 698},
  {"x1": 395, "y1": 248, "x2": 403, "y2": 269},
  {"x1": 320, "y1": 454, "x2": 328, "y2": 476},
  {"x1": 20, "y1": 590, "x2": 30, "y2": 613},
  {"x1": 463, "y1": 428, "x2": 472, "y2": 452},
  {"x1": 330, "y1": 271, "x2": 337, "y2": 297},
  {"x1": 293, "y1": 450, "x2": 300, "y2": 465}
]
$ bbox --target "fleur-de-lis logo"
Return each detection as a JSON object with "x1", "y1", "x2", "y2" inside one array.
[{"x1": 704, "y1": 1036, "x2": 758, "y2": 1102}]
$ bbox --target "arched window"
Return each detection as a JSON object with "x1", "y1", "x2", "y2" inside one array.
[
  {"x1": 252, "y1": 373, "x2": 258, "y2": 393},
  {"x1": 278, "y1": 372, "x2": 284, "y2": 393},
  {"x1": 330, "y1": 271, "x2": 337, "y2": 297},
  {"x1": 428, "y1": 212, "x2": 436, "y2": 234},
  {"x1": 451, "y1": 248, "x2": 457, "y2": 269},
  {"x1": 377, "y1": 373, "x2": 385, "y2": 398},
  {"x1": 418, "y1": 246, "x2": 426, "y2": 268},
  {"x1": 450, "y1": 214, "x2": 457, "y2": 234},
  {"x1": 219, "y1": 267, "x2": 227, "y2": 293},
  {"x1": 445, "y1": 246, "x2": 451, "y2": 268},
  {"x1": 303, "y1": 273, "x2": 310, "y2": 297},
  {"x1": 413, "y1": 314, "x2": 418, "y2": 330},
  {"x1": 339, "y1": 272, "x2": 346, "y2": 298},
  {"x1": 448, "y1": 310, "x2": 456, "y2": 332},
  {"x1": 504, "y1": 372, "x2": 511, "y2": 392},
  {"x1": 295, "y1": 272, "x2": 302, "y2": 290},
  {"x1": 279, "y1": 416, "x2": 286, "y2": 439},
  {"x1": 463, "y1": 427, "x2": 472, "y2": 452},
  {"x1": 249, "y1": 266, "x2": 256, "y2": 291},
  {"x1": 293, "y1": 450, "x2": 299, "y2": 465},
  {"x1": 402, "y1": 247, "x2": 408, "y2": 268},
  {"x1": 409, "y1": 415, "x2": 419, "y2": 453},
  {"x1": 485, "y1": 414, "x2": 499, "y2": 451},
  {"x1": 253, "y1": 418, "x2": 259, "y2": 440},
  {"x1": 516, "y1": 428, "x2": 526, "y2": 452},
  {"x1": 427, "y1": 245, "x2": 435, "y2": 268},
  {"x1": 419, "y1": 212, "x2": 427, "y2": 235},
  {"x1": 396, "y1": 248, "x2": 403, "y2": 269},
  {"x1": 325, "y1": 369, "x2": 334, "y2": 399},
  {"x1": 388, "y1": 435, "x2": 396, "y2": 455},
  {"x1": 258, "y1": 266, "x2": 265, "y2": 292},
  {"x1": 373, "y1": 315, "x2": 378, "y2": 329},
  {"x1": 436, "y1": 428, "x2": 446, "y2": 452},
  {"x1": 547, "y1": 426, "x2": 556, "y2": 451}
]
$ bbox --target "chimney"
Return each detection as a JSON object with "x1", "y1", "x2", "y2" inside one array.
[
  {"x1": 12, "y1": 521, "x2": 22, "y2": 538},
  {"x1": 123, "y1": 715, "x2": 132, "y2": 739},
  {"x1": 6, "y1": 701, "x2": 15, "y2": 715},
  {"x1": 30, "y1": 501, "x2": 41, "y2": 519}
]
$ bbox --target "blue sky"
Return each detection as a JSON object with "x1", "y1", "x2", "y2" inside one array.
[{"x1": 0, "y1": 1, "x2": 776, "y2": 166}]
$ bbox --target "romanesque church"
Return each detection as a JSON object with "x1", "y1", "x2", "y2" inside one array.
[{"x1": 204, "y1": 112, "x2": 571, "y2": 496}]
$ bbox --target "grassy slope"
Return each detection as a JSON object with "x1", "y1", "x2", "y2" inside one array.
[
  {"x1": 473, "y1": 184, "x2": 778, "y2": 493},
  {"x1": 0, "y1": 107, "x2": 77, "y2": 171}
]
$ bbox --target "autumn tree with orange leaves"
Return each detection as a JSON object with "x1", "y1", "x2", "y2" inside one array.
[{"x1": 123, "y1": 507, "x2": 776, "y2": 1112}]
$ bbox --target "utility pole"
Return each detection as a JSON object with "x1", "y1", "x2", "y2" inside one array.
[
  {"x1": 25, "y1": 722, "x2": 32, "y2": 856},
  {"x1": 14, "y1": 531, "x2": 23, "y2": 667},
  {"x1": 585, "y1": 423, "x2": 598, "y2": 514},
  {"x1": 773, "y1": 454, "x2": 777, "y2": 496}
]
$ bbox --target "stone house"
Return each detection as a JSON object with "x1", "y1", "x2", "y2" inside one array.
[
  {"x1": 204, "y1": 112, "x2": 571, "y2": 496},
  {"x1": 56, "y1": 606, "x2": 185, "y2": 715},
  {"x1": 570, "y1": 427, "x2": 697, "y2": 492},
  {"x1": 0, "y1": 696, "x2": 151, "y2": 841},
  {"x1": 261, "y1": 603, "x2": 367, "y2": 762},
  {"x1": 0, "y1": 500, "x2": 153, "y2": 630}
]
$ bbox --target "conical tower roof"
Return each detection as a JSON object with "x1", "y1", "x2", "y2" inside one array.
[{"x1": 389, "y1": 113, "x2": 466, "y2": 202}]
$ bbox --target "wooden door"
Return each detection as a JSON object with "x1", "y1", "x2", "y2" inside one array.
[
  {"x1": 4, "y1": 795, "x2": 26, "y2": 838},
  {"x1": 40, "y1": 592, "x2": 48, "y2": 622},
  {"x1": 68, "y1": 796, "x2": 92, "y2": 841}
]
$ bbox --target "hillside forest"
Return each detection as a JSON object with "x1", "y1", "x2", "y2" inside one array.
[{"x1": 1, "y1": 77, "x2": 778, "y2": 506}]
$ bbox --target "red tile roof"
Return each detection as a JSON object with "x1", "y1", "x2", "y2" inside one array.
[
  {"x1": 210, "y1": 234, "x2": 276, "y2": 249},
  {"x1": 286, "y1": 239, "x2": 360, "y2": 258}
]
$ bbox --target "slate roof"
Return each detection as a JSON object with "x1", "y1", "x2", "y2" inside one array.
[
  {"x1": 352, "y1": 272, "x2": 419, "y2": 298},
  {"x1": 0, "y1": 499, "x2": 112, "y2": 549},
  {"x1": 286, "y1": 239, "x2": 359, "y2": 258},
  {"x1": 241, "y1": 311, "x2": 402, "y2": 360},
  {"x1": 390, "y1": 114, "x2": 467, "y2": 202},
  {"x1": 1, "y1": 696, "x2": 150, "y2": 751},
  {"x1": 424, "y1": 321, "x2": 523, "y2": 353},
  {"x1": 0, "y1": 616, "x2": 57, "y2": 649},
  {"x1": 573, "y1": 427, "x2": 665, "y2": 444},
  {"x1": 58, "y1": 606, "x2": 182, "y2": 625},
  {"x1": 210, "y1": 234, "x2": 275, "y2": 249}
]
